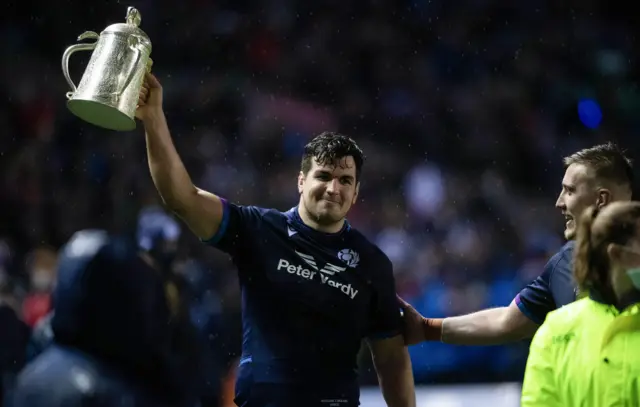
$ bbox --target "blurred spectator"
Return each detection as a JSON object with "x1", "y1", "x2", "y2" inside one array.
[
  {"x1": 21, "y1": 246, "x2": 57, "y2": 328},
  {"x1": 137, "y1": 205, "x2": 223, "y2": 406},
  {"x1": 13, "y1": 231, "x2": 203, "y2": 407}
]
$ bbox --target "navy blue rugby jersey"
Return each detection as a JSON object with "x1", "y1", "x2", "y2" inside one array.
[
  {"x1": 202, "y1": 200, "x2": 402, "y2": 386},
  {"x1": 515, "y1": 240, "x2": 578, "y2": 324}
]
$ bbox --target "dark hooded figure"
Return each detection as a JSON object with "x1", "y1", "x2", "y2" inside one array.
[
  {"x1": 11, "y1": 229, "x2": 200, "y2": 407},
  {"x1": 0, "y1": 287, "x2": 31, "y2": 407},
  {"x1": 137, "y1": 205, "x2": 222, "y2": 407}
]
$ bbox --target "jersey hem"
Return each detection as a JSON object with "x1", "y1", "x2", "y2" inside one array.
[{"x1": 515, "y1": 294, "x2": 544, "y2": 324}]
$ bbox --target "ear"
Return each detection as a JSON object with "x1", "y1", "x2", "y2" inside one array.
[
  {"x1": 352, "y1": 182, "x2": 360, "y2": 205},
  {"x1": 298, "y1": 171, "x2": 305, "y2": 194},
  {"x1": 597, "y1": 188, "x2": 612, "y2": 209}
]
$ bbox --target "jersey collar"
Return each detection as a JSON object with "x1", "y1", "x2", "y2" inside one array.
[{"x1": 289, "y1": 206, "x2": 351, "y2": 237}]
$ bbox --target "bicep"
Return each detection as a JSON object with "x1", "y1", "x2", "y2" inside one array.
[
  {"x1": 172, "y1": 188, "x2": 225, "y2": 241},
  {"x1": 504, "y1": 300, "x2": 540, "y2": 340},
  {"x1": 521, "y1": 325, "x2": 561, "y2": 407}
]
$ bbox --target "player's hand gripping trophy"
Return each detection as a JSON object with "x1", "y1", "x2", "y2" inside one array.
[{"x1": 135, "y1": 71, "x2": 162, "y2": 123}]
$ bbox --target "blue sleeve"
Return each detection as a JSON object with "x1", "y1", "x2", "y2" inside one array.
[
  {"x1": 515, "y1": 253, "x2": 563, "y2": 324},
  {"x1": 367, "y1": 251, "x2": 403, "y2": 340},
  {"x1": 201, "y1": 198, "x2": 264, "y2": 257}
]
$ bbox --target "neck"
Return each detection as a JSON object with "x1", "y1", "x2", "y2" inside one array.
[
  {"x1": 605, "y1": 266, "x2": 640, "y2": 310},
  {"x1": 297, "y1": 204, "x2": 345, "y2": 234},
  {"x1": 613, "y1": 274, "x2": 637, "y2": 306}
]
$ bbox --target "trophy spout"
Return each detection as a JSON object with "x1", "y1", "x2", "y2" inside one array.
[{"x1": 62, "y1": 31, "x2": 100, "y2": 99}]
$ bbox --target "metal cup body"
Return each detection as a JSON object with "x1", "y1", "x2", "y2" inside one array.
[{"x1": 66, "y1": 32, "x2": 150, "y2": 131}]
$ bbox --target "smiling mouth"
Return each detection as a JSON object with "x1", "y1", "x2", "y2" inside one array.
[{"x1": 564, "y1": 214, "x2": 574, "y2": 227}]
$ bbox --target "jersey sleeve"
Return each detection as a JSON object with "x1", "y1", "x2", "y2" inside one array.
[
  {"x1": 515, "y1": 252, "x2": 565, "y2": 324},
  {"x1": 367, "y1": 251, "x2": 403, "y2": 341},
  {"x1": 201, "y1": 198, "x2": 264, "y2": 257},
  {"x1": 521, "y1": 318, "x2": 562, "y2": 407}
]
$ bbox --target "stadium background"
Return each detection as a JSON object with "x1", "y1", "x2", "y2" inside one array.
[{"x1": 1, "y1": 0, "x2": 638, "y2": 405}]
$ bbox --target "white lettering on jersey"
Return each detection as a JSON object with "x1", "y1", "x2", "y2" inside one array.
[{"x1": 276, "y1": 255, "x2": 358, "y2": 299}]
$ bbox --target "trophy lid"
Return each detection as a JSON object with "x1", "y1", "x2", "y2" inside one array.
[{"x1": 103, "y1": 7, "x2": 152, "y2": 48}]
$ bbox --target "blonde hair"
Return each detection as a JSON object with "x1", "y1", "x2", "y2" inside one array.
[{"x1": 563, "y1": 142, "x2": 633, "y2": 188}]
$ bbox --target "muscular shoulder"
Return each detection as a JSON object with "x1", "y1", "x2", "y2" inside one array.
[
  {"x1": 344, "y1": 228, "x2": 392, "y2": 272},
  {"x1": 259, "y1": 206, "x2": 290, "y2": 222},
  {"x1": 545, "y1": 240, "x2": 574, "y2": 273},
  {"x1": 225, "y1": 203, "x2": 284, "y2": 228}
]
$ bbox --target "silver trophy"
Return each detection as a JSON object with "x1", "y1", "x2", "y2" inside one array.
[{"x1": 62, "y1": 7, "x2": 152, "y2": 131}]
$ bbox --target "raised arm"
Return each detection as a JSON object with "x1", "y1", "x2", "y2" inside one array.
[{"x1": 136, "y1": 73, "x2": 224, "y2": 241}]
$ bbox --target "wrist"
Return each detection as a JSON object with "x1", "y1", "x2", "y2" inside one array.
[
  {"x1": 142, "y1": 108, "x2": 166, "y2": 128},
  {"x1": 422, "y1": 317, "x2": 444, "y2": 341}
]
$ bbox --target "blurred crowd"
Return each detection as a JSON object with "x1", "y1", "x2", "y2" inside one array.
[{"x1": 2, "y1": 0, "x2": 640, "y2": 396}]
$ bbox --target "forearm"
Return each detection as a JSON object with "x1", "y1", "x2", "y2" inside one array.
[
  {"x1": 375, "y1": 351, "x2": 416, "y2": 407},
  {"x1": 143, "y1": 113, "x2": 197, "y2": 210},
  {"x1": 441, "y1": 307, "x2": 519, "y2": 345}
]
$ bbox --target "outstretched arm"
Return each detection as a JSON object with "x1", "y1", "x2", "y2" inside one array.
[{"x1": 399, "y1": 297, "x2": 538, "y2": 346}]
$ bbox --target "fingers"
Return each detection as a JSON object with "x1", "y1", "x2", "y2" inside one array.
[
  {"x1": 396, "y1": 294, "x2": 411, "y2": 309},
  {"x1": 145, "y1": 72, "x2": 161, "y2": 88},
  {"x1": 137, "y1": 82, "x2": 150, "y2": 107},
  {"x1": 136, "y1": 72, "x2": 162, "y2": 118}
]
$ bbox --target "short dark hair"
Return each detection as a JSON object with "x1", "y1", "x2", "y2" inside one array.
[
  {"x1": 301, "y1": 132, "x2": 365, "y2": 180},
  {"x1": 563, "y1": 142, "x2": 634, "y2": 188}
]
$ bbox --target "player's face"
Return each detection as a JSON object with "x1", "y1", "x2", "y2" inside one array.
[
  {"x1": 555, "y1": 163, "x2": 599, "y2": 240},
  {"x1": 298, "y1": 156, "x2": 360, "y2": 226}
]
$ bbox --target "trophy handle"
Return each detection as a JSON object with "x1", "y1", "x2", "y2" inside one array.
[{"x1": 62, "y1": 31, "x2": 100, "y2": 100}]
